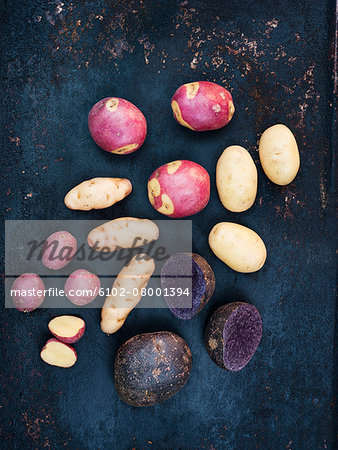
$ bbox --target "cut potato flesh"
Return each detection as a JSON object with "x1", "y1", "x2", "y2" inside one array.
[
  {"x1": 49, "y1": 315, "x2": 84, "y2": 338},
  {"x1": 41, "y1": 340, "x2": 77, "y2": 368}
]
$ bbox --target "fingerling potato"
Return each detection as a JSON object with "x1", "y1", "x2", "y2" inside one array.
[
  {"x1": 87, "y1": 218, "x2": 159, "y2": 252},
  {"x1": 101, "y1": 254, "x2": 155, "y2": 334},
  {"x1": 64, "y1": 177, "x2": 132, "y2": 211}
]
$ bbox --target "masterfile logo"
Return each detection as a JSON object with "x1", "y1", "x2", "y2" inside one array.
[{"x1": 5, "y1": 220, "x2": 193, "y2": 309}]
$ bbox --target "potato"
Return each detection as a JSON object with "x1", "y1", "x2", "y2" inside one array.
[
  {"x1": 148, "y1": 160, "x2": 210, "y2": 218},
  {"x1": 205, "y1": 303, "x2": 262, "y2": 371},
  {"x1": 11, "y1": 273, "x2": 45, "y2": 312},
  {"x1": 88, "y1": 97, "x2": 147, "y2": 154},
  {"x1": 40, "y1": 338, "x2": 77, "y2": 368},
  {"x1": 114, "y1": 332, "x2": 192, "y2": 406},
  {"x1": 42, "y1": 231, "x2": 77, "y2": 270},
  {"x1": 48, "y1": 315, "x2": 85, "y2": 343},
  {"x1": 101, "y1": 254, "x2": 155, "y2": 334},
  {"x1": 171, "y1": 81, "x2": 234, "y2": 131},
  {"x1": 87, "y1": 218, "x2": 159, "y2": 252},
  {"x1": 64, "y1": 269, "x2": 101, "y2": 305},
  {"x1": 209, "y1": 222, "x2": 267, "y2": 273},
  {"x1": 161, "y1": 253, "x2": 215, "y2": 319},
  {"x1": 259, "y1": 124, "x2": 300, "y2": 185},
  {"x1": 64, "y1": 177, "x2": 132, "y2": 211},
  {"x1": 216, "y1": 145, "x2": 257, "y2": 212}
]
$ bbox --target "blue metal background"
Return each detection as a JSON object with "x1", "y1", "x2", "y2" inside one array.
[{"x1": 1, "y1": 0, "x2": 336, "y2": 448}]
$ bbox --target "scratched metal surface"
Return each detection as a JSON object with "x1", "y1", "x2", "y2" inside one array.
[{"x1": 0, "y1": 0, "x2": 336, "y2": 449}]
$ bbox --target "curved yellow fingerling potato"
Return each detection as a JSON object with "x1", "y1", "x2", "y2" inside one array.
[
  {"x1": 64, "y1": 177, "x2": 132, "y2": 211},
  {"x1": 209, "y1": 222, "x2": 267, "y2": 273},
  {"x1": 259, "y1": 124, "x2": 300, "y2": 185},
  {"x1": 87, "y1": 218, "x2": 159, "y2": 252},
  {"x1": 216, "y1": 145, "x2": 257, "y2": 212},
  {"x1": 101, "y1": 254, "x2": 155, "y2": 334}
]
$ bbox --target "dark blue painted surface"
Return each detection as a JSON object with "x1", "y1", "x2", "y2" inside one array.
[{"x1": 0, "y1": 1, "x2": 336, "y2": 448}]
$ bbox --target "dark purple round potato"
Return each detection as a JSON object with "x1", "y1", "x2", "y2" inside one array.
[
  {"x1": 205, "y1": 303, "x2": 262, "y2": 371},
  {"x1": 161, "y1": 253, "x2": 215, "y2": 320},
  {"x1": 114, "y1": 332, "x2": 192, "y2": 407}
]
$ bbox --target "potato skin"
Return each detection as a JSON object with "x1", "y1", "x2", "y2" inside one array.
[
  {"x1": 114, "y1": 332, "x2": 192, "y2": 406},
  {"x1": 40, "y1": 338, "x2": 77, "y2": 368},
  {"x1": 161, "y1": 253, "x2": 215, "y2": 319},
  {"x1": 64, "y1": 177, "x2": 132, "y2": 211},
  {"x1": 186, "y1": 253, "x2": 215, "y2": 316},
  {"x1": 205, "y1": 303, "x2": 243, "y2": 369},
  {"x1": 11, "y1": 273, "x2": 45, "y2": 312},
  {"x1": 216, "y1": 145, "x2": 257, "y2": 212},
  {"x1": 259, "y1": 124, "x2": 300, "y2": 185},
  {"x1": 48, "y1": 316, "x2": 85, "y2": 343},
  {"x1": 101, "y1": 255, "x2": 155, "y2": 334},
  {"x1": 42, "y1": 231, "x2": 77, "y2": 270},
  {"x1": 205, "y1": 303, "x2": 262, "y2": 371},
  {"x1": 88, "y1": 97, "x2": 147, "y2": 154},
  {"x1": 209, "y1": 222, "x2": 267, "y2": 273},
  {"x1": 171, "y1": 81, "x2": 234, "y2": 131},
  {"x1": 87, "y1": 218, "x2": 159, "y2": 252},
  {"x1": 148, "y1": 160, "x2": 210, "y2": 218},
  {"x1": 65, "y1": 269, "x2": 101, "y2": 305}
]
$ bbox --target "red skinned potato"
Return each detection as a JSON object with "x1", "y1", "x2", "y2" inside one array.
[
  {"x1": 88, "y1": 97, "x2": 147, "y2": 154},
  {"x1": 65, "y1": 269, "x2": 101, "y2": 305},
  {"x1": 171, "y1": 81, "x2": 234, "y2": 131},
  {"x1": 48, "y1": 315, "x2": 85, "y2": 343},
  {"x1": 148, "y1": 160, "x2": 210, "y2": 218},
  {"x1": 42, "y1": 231, "x2": 77, "y2": 270},
  {"x1": 11, "y1": 273, "x2": 45, "y2": 312},
  {"x1": 40, "y1": 338, "x2": 77, "y2": 368}
]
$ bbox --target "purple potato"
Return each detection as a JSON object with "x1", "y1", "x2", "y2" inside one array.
[
  {"x1": 205, "y1": 302, "x2": 262, "y2": 371},
  {"x1": 114, "y1": 332, "x2": 192, "y2": 406},
  {"x1": 161, "y1": 253, "x2": 215, "y2": 319}
]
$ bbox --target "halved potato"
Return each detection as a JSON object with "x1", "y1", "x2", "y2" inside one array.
[{"x1": 40, "y1": 339, "x2": 77, "y2": 368}]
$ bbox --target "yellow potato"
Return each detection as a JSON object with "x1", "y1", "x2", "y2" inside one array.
[
  {"x1": 216, "y1": 145, "x2": 257, "y2": 212},
  {"x1": 64, "y1": 177, "x2": 132, "y2": 211},
  {"x1": 209, "y1": 222, "x2": 267, "y2": 273},
  {"x1": 101, "y1": 254, "x2": 155, "y2": 334},
  {"x1": 259, "y1": 124, "x2": 300, "y2": 185},
  {"x1": 87, "y1": 218, "x2": 159, "y2": 252}
]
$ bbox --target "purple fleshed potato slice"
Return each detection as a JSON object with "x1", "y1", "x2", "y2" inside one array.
[
  {"x1": 205, "y1": 303, "x2": 262, "y2": 371},
  {"x1": 161, "y1": 253, "x2": 215, "y2": 320}
]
